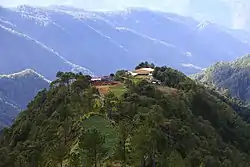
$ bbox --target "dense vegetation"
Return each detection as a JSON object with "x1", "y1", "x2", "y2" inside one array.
[
  {"x1": 193, "y1": 54, "x2": 250, "y2": 103},
  {"x1": 2, "y1": 65, "x2": 250, "y2": 166},
  {"x1": 135, "y1": 61, "x2": 155, "y2": 69},
  {"x1": 0, "y1": 70, "x2": 49, "y2": 128}
]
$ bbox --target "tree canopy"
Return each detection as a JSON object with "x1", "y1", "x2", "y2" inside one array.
[{"x1": 135, "y1": 61, "x2": 155, "y2": 69}]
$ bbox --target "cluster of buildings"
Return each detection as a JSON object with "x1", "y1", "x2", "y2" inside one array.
[
  {"x1": 129, "y1": 67, "x2": 161, "y2": 84},
  {"x1": 90, "y1": 67, "x2": 159, "y2": 86},
  {"x1": 128, "y1": 68, "x2": 154, "y2": 77},
  {"x1": 90, "y1": 75, "x2": 115, "y2": 86}
]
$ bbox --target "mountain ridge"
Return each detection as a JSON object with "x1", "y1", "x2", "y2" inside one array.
[
  {"x1": 0, "y1": 9, "x2": 94, "y2": 79},
  {"x1": 2, "y1": 5, "x2": 250, "y2": 78},
  {"x1": 0, "y1": 69, "x2": 50, "y2": 128},
  {"x1": 0, "y1": 69, "x2": 51, "y2": 83}
]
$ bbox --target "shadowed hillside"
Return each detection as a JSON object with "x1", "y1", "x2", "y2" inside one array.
[{"x1": 0, "y1": 69, "x2": 50, "y2": 128}]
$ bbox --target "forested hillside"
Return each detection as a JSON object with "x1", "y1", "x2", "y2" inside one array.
[
  {"x1": 193, "y1": 54, "x2": 250, "y2": 103},
  {"x1": 1, "y1": 66, "x2": 250, "y2": 167}
]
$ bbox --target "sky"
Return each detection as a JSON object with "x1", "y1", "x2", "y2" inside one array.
[{"x1": 1, "y1": 0, "x2": 250, "y2": 29}]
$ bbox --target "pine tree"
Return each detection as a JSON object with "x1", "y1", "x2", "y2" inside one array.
[{"x1": 79, "y1": 128, "x2": 108, "y2": 167}]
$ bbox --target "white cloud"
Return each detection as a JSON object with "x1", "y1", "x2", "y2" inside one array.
[{"x1": 181, "y1": 63, "x2": 204, "y2": 70}]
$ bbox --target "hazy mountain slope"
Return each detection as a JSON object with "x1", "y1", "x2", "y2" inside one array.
[
  {"x1": 0, "y1": 7, "x2": 93, "y2": 79},
  {"x1": 101, "y1": 9, "x2": 250, "y2": 66},
  {"x1": 0, "y1": 22, "x2": 93, "y2": 79},
  {"x1": 2, "y1": 5, "x2": 250, "y2": 76},
  {"x1": 193, "y1": 54, "x2": 250, "y2": 102},
  {"x1": 2, "y1": 6, "x2": 136, "y2": 75},
  {"x1": 0, "y1": 98, "x2": 20, "y2": 128},
  {"x1": 0, "y1": 69, "x2": 50, "y2": 128}
]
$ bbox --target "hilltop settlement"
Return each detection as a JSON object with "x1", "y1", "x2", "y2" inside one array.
[{"x1": 90, "y1": 63, "x2": 161, "y2": 95}]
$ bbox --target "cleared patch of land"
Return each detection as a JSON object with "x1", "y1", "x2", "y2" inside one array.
[{"x1": 95, "y1": 82, "x2": 127, "y2": 97}]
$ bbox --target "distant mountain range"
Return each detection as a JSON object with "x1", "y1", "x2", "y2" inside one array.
[
  {"x1": 0, "y1": 69, "x2": 49, "y2": 128},
  {"x1": 1, "y1": 5, "x2": 250, "y2": 79}
]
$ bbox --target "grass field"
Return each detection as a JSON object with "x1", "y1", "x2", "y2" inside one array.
[
  {"x1": 96, "y1": 83, "x2": 127, "y2": 97},
  {"x1": 131, "y1": 77, "x2": 142, "y2": 84},
  {"x1": 110, "y1": 84, "x2": 127, "y2": 97},
  {"x1": 82, "y1": 115, "x2": 118, "y2": 156}
]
